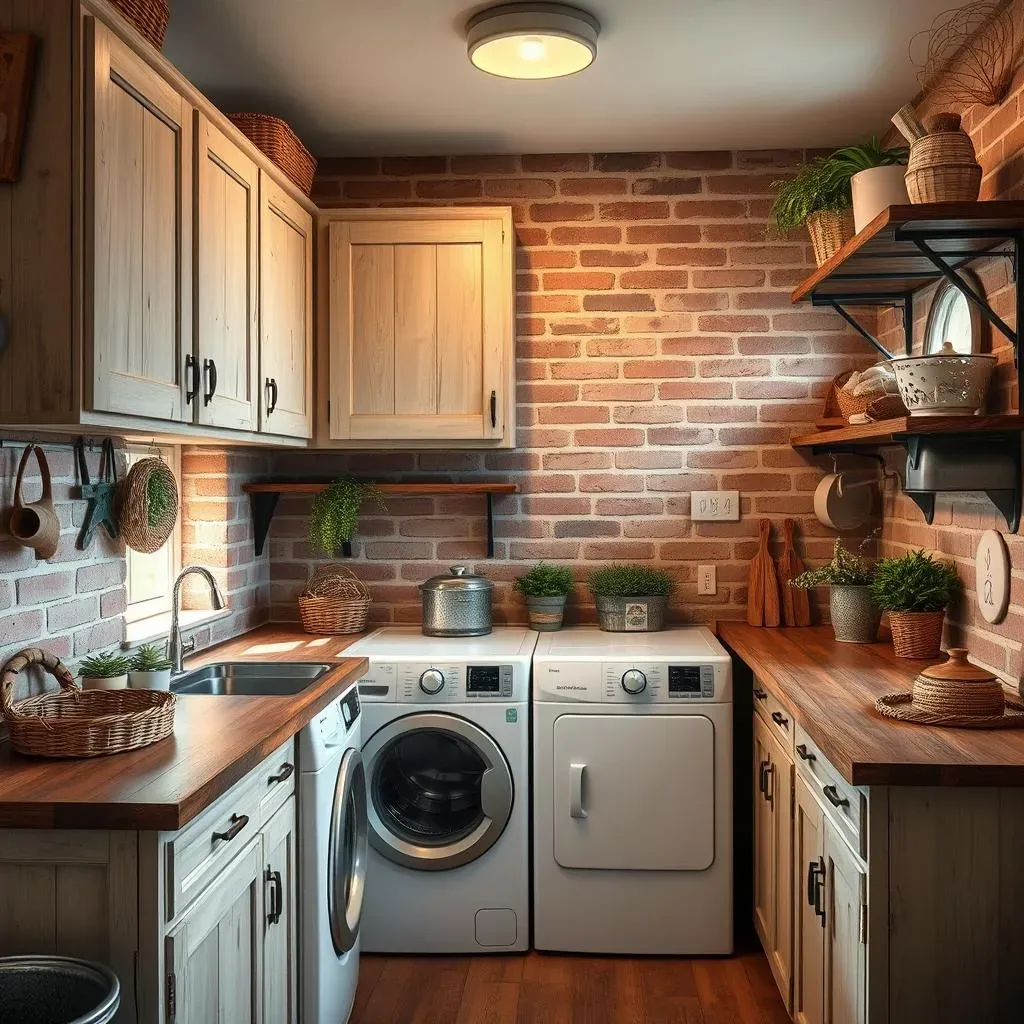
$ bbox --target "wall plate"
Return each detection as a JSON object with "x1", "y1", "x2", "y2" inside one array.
[
  {"x1": 691, "y1": 490, "x2": 740, "y2": 522},
  {"x1": 975, "y1": 529, "x2": 1010, "y2": 625}
]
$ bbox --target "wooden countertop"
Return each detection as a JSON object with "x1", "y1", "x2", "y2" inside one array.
[
  {"x1": 719, "y1": 622, "x2": 1024, "y2": 787},
  {"x1": 0, "y1": 626, "x2": 368, "y2": 830}
]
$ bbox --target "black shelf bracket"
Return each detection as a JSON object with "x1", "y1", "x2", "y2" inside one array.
[
  {"x1": 486, "y1": 491, "x2": 495, "y2": 558},
  {"x1": 811, "y1": 293, "x2": 911, "y2": 358},
  {"x1": 250, "y1": 491, "x2": 280, "y2": 557}
]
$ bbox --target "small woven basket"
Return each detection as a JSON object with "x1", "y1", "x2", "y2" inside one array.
[
  {"x1": 228, "y1": 113, "x2": 317, "y2": 195},
  {"x1": 806, "y1": 209, "x2": 855, "y2": 267},
  {"x1": 108, "y1": 0, "x2": 170, "y2": 49},
  {"x1": 831, "y1": 370, "x2": 872, "y2": 421},
  {"x1": 1, "y1": 648, "x2": 176, "y2": 759},
  {"x1": 888, "y1": 610, "x2": 946, "y2": 659},
  {"x1": 905, "y1": 133, "x2": 982, "y2": 204},
  {"x1": 298, "y1": 565, "x2": 371, "y2": 635},
  {"x1": 119, "y1": 457, "x2": 179, "y2": 554}
]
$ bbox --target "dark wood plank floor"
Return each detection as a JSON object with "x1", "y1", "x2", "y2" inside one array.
[{"x1": 350, "y1": 948, "x2": 790, "y2": 1024}]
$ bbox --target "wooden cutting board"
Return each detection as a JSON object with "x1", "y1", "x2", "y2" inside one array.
[
  {"x1": 778, "y1": 518, "x2": 812, "y2": 627},
  {"x1": 747, "y1": 518, "x2": 781, "y2": 627}
]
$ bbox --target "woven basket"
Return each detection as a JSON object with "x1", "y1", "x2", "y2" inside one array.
[
  {"x1": 228, "y1": 114, "x2": 317, "y2": 195},
  {"x1": 875, "y1": 692, "x2": 1024, "y2": 728},
  {"x1": 905, "y1": 132, "x2": 982, "y2": 203},
  {"x1": 831, "y1": 370, "x2": 872, "y2": 421},
  {"x1": 298, "y1": 565, "x2": 371, "y2": 635},
  {"x1": 108, "y1": 0, "x2": 170, "y2": 49},
  {"x1": 1, "y1": 648, "x2": 176, "y2": 758},
  {"x1": 806, "y1": 209, "x2": 855, "y2": 267},
  {"x1": 887, "y1": 610, "x2": 947, "y2": 659},
  {"x1": 119, "y1": 457, "x2": 179, "y2": 554}
]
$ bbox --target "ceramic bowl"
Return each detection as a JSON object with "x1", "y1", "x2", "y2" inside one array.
[{"x1": 890, "y1": 350, "x2": 996, "y2": 416}]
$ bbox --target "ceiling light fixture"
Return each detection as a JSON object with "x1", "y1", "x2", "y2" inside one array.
[{"x1": 467, "y1": 3, "x2": 600, "y2": 80}]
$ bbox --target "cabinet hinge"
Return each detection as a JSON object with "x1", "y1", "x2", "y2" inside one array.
[
  {"x1": 859, "y1": 902, "x2": 868, "y2": 944},
  {"x1": 166, "y1": 970, "x2": 176, "y2": 1024}
]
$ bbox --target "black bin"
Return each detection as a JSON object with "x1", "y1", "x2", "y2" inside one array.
[{"x1": 0, "y1": 956, "x2": 120, "y2": 1024}]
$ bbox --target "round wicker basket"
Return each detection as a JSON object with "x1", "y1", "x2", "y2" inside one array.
[
  {"x1": 1, "y1": 648, "x2": 176, "y2": 759},
  {"x1": 108, "y1": 0, "x2": 170, "y2": 49},
  {"x1": 119, "y1": 458, "x2": 179, "y2": 554},
  {"x1": 888, "y1": 610, "x2": 946, "y2": 659},
  {"x1": 807, "y1": 209, "x2": 855, "y2": 267},
  {"x1": 298, "y1": 565, "x2": 371, "y2": 635},
  {"x1": 905, "y1": 131, "x2": 982, "y2": 204}
]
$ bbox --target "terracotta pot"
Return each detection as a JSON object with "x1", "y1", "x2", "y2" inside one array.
[{"x1": 9, "y1": 444, "x2": 59, "y2": 561}]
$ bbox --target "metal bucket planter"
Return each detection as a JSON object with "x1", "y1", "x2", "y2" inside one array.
[
  {"x1": 526, "y1": 595, "x2": 567, "y2": 632},
  {"x1": 829, "y1": 585, "x2": 881, "y2": 644},
  {"x1": 595, "y1": 595, "x2": 668, "y2": 632}
]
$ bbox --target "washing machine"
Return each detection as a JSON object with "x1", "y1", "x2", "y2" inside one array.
[
  {"x1": 298, "y1": 682, "x2": 367, "y2": 1024},
  {"x1": 347, "y1": 626, "x2": 536, "y2": 953},
  {"x1": 533, "y1": 626, "x2": 734, "y2": 955}
]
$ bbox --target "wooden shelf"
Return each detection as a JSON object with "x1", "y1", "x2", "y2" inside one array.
[{"x1": 792, "y1": 414, "x2": 1024, "y2": 450}]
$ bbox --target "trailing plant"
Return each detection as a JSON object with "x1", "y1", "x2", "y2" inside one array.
[
  {"x1": 130, "y1": 643, "x2": 171, "y2": 673},
  {"x1": 770, "y1": 156, "x2": 851, "y2": 234},
  {"x1": 587, "y1": 564, "x2": 676, "y2": 598},
  {"x1": 79, "y1": 651, "x2": 130, "y2": 678},
  {"x1": 307, "y1": 478, "x2": 385, "y2": 556},
  {"x1": 869, "y1": 549, "x2": 961, "y2": 613},
  {"x1": 829, "y1": 137, "x2": 908, "y2": 176},
  {"x1": 147, "y1": 470, "x2": 177, "y2": 529},
  {"x1": 791, "y1": 537, "x2": 876, "y2": 589},
  {"x1": 514, "y1": 563, "x2": 574, "y2": 598}
]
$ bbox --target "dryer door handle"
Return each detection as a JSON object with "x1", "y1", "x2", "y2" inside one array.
[{"x1": 569, "y1": 762, "x2": 588, "y2": 819}]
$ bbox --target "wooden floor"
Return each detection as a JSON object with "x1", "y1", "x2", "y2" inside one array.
[{"x1": 350, "y1": 947, "x2": 790, "y2": 1024}]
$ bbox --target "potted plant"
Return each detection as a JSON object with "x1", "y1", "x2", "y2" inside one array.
[
  {"x1": 587, "y1": 564, "x2": 675, "y2": 633},
  {"x1": 129, "y1": 642, "x2": 173, "y2": 691},
  {"x1": 830, "y1": 137, "x2": 909, "y2": 232},
  {"x1": 78, "y1": 651, "x2": 130, "y2": 691},
  {"x1": 515, "y1": 563, "x2": 574, "y2": 632},
  {"x1": 869, "y1": 550, "x2": 961, "y2": 659},
  {"x1": 771, "y1": 156, "x2": 854, "y2": 267},
  {"x1": 791, "y1": 538, "x2": 880, "y2": 644},
  {"x1": 308, "y1": 478, "x2": 385, "y2": 556}
]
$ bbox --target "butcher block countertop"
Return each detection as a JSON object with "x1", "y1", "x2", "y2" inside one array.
[
  {"x1": 0, "y1": 626, "x2": 368, "y2": 831},
  {"x1": 719, "y1": 622, "x2": 1024, "y2": 788}
]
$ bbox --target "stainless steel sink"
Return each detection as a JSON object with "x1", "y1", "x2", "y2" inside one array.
[{"x1": 171, "y1": 661, "x2": 332, "y2": 696}]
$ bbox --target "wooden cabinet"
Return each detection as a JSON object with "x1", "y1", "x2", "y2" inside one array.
[
  {"x1": 324, "y1": 208, "x2": 515, "y2": 448},
  {"x1": 262, "y1": 799, "x2": 298, "y2": 1023},
  {"x1": 793, "y1": 772, "x2": 826, "y2": 1024},
  {"x1": 259, "y1": 174, "x2": 313, "y2": 439},
  {"x1": 825, "y1": 821, "x2": 867, "y2": 1024}
]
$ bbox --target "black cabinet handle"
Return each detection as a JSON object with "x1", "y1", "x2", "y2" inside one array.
[
  {"x1": 489, "y1": 389, "x2": 497, "y2": 428},
  {"x1": 269, "y1": 378, "x2": 279, "y2": 414},
  {"x1": 185, "y1": 354, "x2": 200, "y2": 405},
  {"x1": 758, "y1": 759, "x2": 770, "y2": 797},
  {"x1": 753, "y1": 687, "x2": 768, "y2": 701},
  {"x1": 203, "y1": 358, "x2": 218, "y2": 405},
  {"x1": 268, "y1": 762, "x2": 294, "y2": 785},
  {"x1": 808, "y1": 858, "x2": 826, "y2": 922},
  {"x1": 823, "y1": 785, "x2": 849, "y2": 809},
  {"x1": 266, "y1": 867, "x2": 283, "y2": 925},
  {"x1": 771, "y1": 710, "x2": 789, "y2": 728},
  {"x1": 796, "y1": 744, "x2": 816, "y2": 762},
  {"x1": 212, "y1": 813, "x2": 248, "y2": 843}
]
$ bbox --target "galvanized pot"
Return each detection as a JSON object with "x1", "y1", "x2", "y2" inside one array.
[
  {"x1": 829, "y1": 585, "x2": 881, "y2": 644},
  {"x1": 420, "y1": 565, "x2": 493, "y2": 637},
  {"x1": 595, "y1": 595, "x2": 668, "y2": 632},
  {"x1": 526, "y1": 595, "x2": 567, "y2": 632}
]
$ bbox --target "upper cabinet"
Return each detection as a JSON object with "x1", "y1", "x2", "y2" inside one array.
[{"x1": 323, "y1": 208, "x2": 515, "y2": 448}]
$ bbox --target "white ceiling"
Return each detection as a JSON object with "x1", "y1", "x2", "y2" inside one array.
[{"x1": 164, "y1": 0, "x2": 955, "y2": 157}]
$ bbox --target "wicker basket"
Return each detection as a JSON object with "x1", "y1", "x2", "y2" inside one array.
[
  {"x1": 108, "y1": 0, "x2": 170, "y2": 49},
  {"x1": 831, "y1": 370, "x2": 872, "y2": 421},
  {"x1": 887, "y1": 610, "x2": 947, "y2": 659},
  {"x1": 1, "y1": 648, "x2": 175, "y2": 758},
  {"x1": 806, "y1": 209, "x2": 855, "y2": 267},
  {"x1": 298, "y1": 565, "x2": 371, "y2": 635},
  {"x1": 119, "y1": 457, "x2": 179, "y2": 554},
  {"x1": 905, "y1": 132, "x2": 982, "y2": 204},
  {"x1": 228, "y1": 113, "x2": 317, "y2": 195}
]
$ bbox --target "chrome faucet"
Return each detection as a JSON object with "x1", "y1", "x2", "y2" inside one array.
[{"x1": 169, "y1": 565, "x2": 227, "y2": 674}]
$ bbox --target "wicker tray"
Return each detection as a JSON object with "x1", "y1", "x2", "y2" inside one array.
[
  {"x1": 298, "y1": 565, "x2": 371, "y2": 635},
  {"x1": 108, "y1": 0, "x2": 170, "y2": 49},
  {"x1": 1, "y1": 648, "x2": 175, "y2": 758},
  {"x1": 228, "y1": 113, "x2": 317, "y2": 195},
  {"x1": 875, "y1": 692, "x2": 1024, "y2": 729}
]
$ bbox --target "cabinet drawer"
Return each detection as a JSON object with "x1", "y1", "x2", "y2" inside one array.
[
  {"x1": 794, "y1": 725, "x2": 866, "y2": 859},
  {"x1": 259, "y1": 739, "x2": 297, "y2": 826},
  {"x1": 753, "y1": 679, "x2": 794, "y2": 754}
]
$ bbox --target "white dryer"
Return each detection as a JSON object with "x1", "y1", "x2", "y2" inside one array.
[
  {"x1": 533, "y1": 626, "x2": 734, "y2": 955},
  {"x1": 347, "y1": 627, "x2": 536, "y2": 954}
]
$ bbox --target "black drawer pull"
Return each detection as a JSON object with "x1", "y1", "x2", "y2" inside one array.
[
  {"x1": 212, "y1": 813, "x2": 249, "y2": 843},
  {"x1": 808, "y1": 858, "x2": 826, "y2": 922},
  {"x1": 823, "y1": 785, "x2": 849, "y2": 809},
  {"x1": 753, "y1": 687, "x2": 768, "y2": 701},
  {"x1": 268, "y1": 762, "x2": 294, "y2": 785},
  {"x1": 266, "y1": 868, "x2": 283, "y2": 925},
  {"x1": 771, "y1": 710, "x2": 789, "y2": 728},
  {"x1": 758, "y1": 759, "x2": 770, "y2": 798},
  {"x1": 185, "y1": 354, "x2": 200, "y2": 405},
  {"x1": 796, "y1": 743, "x2": 816, "y2": 762},
  {"x1": 203, "y1": 358, "x2": 218, "y2": 405}
]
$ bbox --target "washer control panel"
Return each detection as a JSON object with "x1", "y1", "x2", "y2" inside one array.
[
  {"x1": 357, "y1": 662, "x2": 519, "y2": 702},
  {"x1": 535, "y1": 661, "x2": 724, "y2": 703}
]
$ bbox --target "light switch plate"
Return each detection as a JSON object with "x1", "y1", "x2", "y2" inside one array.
[
  {"x1": 691, "y1": 491, "x2": 740, "y2": 521},
  {"x1": 698, "y1": 565, "x2": 717, "y2": 596}
]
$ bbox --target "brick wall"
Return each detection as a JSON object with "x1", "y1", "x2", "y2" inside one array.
[{"x1": 263, "y1": 150, "x2": 872, "y2": 627}]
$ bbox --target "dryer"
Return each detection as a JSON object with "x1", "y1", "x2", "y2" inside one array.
[
  {"x1": 347, "y1": 627, "x2": 536, "y2": 954},
  {"x1": 532, "y1": 626, "x2": 733, "y2": 955}
]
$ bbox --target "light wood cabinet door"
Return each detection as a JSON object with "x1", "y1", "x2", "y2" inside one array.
[
  {"x1": 766, "y1": 727, "x2": 794, "y2": 1009},
  {"x1": 328, "y1": 210, "x2": 513, "y2": 445},
  {"x1": 195, "y1": 113, "x2": 259, "y2": 431},
  {"x1": 166, "y1": 838, "x2": 263, "y2": 1024},
  {"x1": 262, "y1": 798, "x2": 297, "y2": 1024},
  {"x1": 87, "y1": 18, "x2": 191, "y2": 422},
  {"x1": 794, "y1": 773, "x2": 826, "y2": 1024},
  {"x1": 259, "y1": 174, "x2": 312, "y2": 439},
  {"x1": 753, "y1": 714, "x2": 775, "y2": 953},
  {"x1": 825, "y1": 821, "x2": 867, "y2": 1024}
]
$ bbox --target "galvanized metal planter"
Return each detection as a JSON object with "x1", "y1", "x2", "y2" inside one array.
[
  {"x1": 829, "y1": 585, "x2": 881, "y2": 644},
  {"x1": 595, "y1": 595, "x2": 668, "y2": 632},
  {"x1": 526, "y1": 595, "x2": 567, "y2": 632}
]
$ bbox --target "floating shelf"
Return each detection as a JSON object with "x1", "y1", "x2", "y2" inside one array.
[
  {"x1": 791, "y1": 414, "x2": 1024, "y2": 450},
  {"x1": 241, "y1": 481, "x2": 518, "y2": 558}
]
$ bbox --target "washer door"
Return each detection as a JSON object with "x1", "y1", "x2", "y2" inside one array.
[
  {"x1": 329, "y1": 748, "x2": 368, "y2": 956},
  {"x1": 364, "y1": 712, "x2": 514, "y2": 871}
]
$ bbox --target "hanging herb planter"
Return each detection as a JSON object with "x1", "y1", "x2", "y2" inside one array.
[{"x1": 307, "y1": 478, "x2": 385, "y2": 556}]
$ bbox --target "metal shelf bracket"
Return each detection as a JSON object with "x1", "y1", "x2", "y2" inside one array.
[{"x1": 810, "y1": 293, "x2": 910, "y2": 358}]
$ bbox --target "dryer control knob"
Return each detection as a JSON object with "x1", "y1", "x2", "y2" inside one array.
[
  {"x1": 621, "y1": 669, "x2": 647, "y2": 695},
  {"x1": 419, "y1": 669, "x2": 445, "y2": 695}
]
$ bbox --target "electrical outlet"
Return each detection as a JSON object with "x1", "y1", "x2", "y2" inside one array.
[
  {"x1": 698, "y1": 565, "x2": 717, "y2": 596},
  {"x1": 691, "y1": 490, "x2": 740, "y2": 522}
]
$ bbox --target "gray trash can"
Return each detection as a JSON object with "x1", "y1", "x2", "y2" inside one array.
[{"x1": 0, "y1": 956, "x2": 119, "y2": 1024}]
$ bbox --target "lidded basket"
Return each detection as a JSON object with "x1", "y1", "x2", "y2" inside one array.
[{"x1": 911, "y1": 648, "x2": 1004, "y2": 718}]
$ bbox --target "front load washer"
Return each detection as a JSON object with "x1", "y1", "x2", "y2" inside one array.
[
  {"x1": 346, "y1": 626, "x2": 536, "y2": 954},
  {"x1": 533, "y1": 626, "x2": 734, "y2": 955}
]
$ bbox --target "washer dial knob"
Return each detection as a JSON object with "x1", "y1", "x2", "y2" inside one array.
[
  {"x1": 419, "y1": 669, "x2": 445, "y2": 695},
  {"x1": 621, "y1": 669, "x2": 647, "y2": 695}
]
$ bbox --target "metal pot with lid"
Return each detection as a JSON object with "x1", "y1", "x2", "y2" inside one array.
[{"x1": 420, "y1": 565, "x2": 493, "y2": 637}]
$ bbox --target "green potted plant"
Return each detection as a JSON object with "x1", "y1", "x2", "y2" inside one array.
[
  {"x1": 587, "y1": 564, "x2": 676, "y2": 633},
  {"x1": 129, "y1": 642, "x2": 172, "y2": 691},
  {"x1": 771, "y1": 155, "x2": 853, "y2": 267},
  {"x1": 791, "y1": 538, "x2": 880, "y2": 644},
  {"x1": 515, "y1": 563, "x2": 574, "y2": 632},
  {"x1": 869, "y1": 550, "x2": 961, "y2": 659},
  {"x1": 308, "y1": 478, "x2": 385, "y2": 556},
  {"x1": 830, "y1": 137, "x2": 909, "y2": 232},
  {"x1": 78, "y1": 651, "x2": 131, "y2": 691}
]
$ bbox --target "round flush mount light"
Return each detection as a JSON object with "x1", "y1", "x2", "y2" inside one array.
[{"x1": 467, "y1": 3, "x2": 600, "y2": 80}]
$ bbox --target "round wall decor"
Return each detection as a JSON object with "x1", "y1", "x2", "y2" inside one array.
[{"x1": 975, "y1": 529, "x2": 1010, "y2": 625}]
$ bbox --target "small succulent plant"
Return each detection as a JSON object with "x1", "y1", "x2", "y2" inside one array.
[{"x1": 79, "y1": 651, "x2": 130, "y2": 678}]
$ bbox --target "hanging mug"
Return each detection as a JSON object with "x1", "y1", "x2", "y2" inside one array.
[{"x1": 9, "y1": 444, "x2": 59, "y2": 560}]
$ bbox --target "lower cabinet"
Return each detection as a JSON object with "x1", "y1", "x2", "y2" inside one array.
[
  {"x1": 793, "y1": 773, "x2": 826, "y2": 1024},
  {"x1": 262, "y1": 798, "x2": 298, "y2": 1023}
]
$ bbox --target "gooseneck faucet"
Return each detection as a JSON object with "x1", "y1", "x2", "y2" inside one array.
[{"x1": 169, "y1": 565, "x2": 227, "y2": 674}]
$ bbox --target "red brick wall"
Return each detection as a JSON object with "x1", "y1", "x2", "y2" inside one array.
[{"x1": 264, "y1": 150, "x2": 872, "y2": 627}]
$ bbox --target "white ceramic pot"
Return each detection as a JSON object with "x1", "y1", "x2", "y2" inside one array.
[
  {"x1": 891, "y1": 344, "x2": 997, "y2": 416},
  {"x1": 81, "y1": 673, "x2": 128, "y2": 691},
  {"x1": 851, "y1": 166, "x2": 909, "y2": 233},
  {"x1": 129, "y1": 668, "x2": 172, "y2": 691}
]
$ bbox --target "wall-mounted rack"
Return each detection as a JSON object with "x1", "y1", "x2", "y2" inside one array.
[{"x1": 241, "y1": 481, "x2": 518, "y2": 558}]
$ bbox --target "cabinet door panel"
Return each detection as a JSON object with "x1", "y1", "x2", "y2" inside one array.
[
  {"x1": 436, "y1": 242, "x2": 483, "y2": 417},
  {"x1": 753, "y1": 714, "x2": 775, "y2": 951},
  {"x1": 767, "y1": 728, "x2": 794, "y2": 1009},
  {"x1": 349, "y1": 241, "x2": 394, "y2": 417},
  {"x1": 394, "y1": 244, "x2": 437, "y2": 415},
  {"x1": 263, "y1": 799, "x2": 297, "y2": 1024},
  {"x1": 794, "y1": 774, "x2": 825, "y2": 1024},
  {"x1": 826, "y1": 823, "x2": 867, "y2": 1024}
]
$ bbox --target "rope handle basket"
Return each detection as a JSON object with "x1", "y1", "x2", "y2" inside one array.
[
  {"x1": 1, "y1": 648, "x2": 176, "y2": 759},
  {"x1": 298, "y1": 565, "x2": 371, "y2": 635}
]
